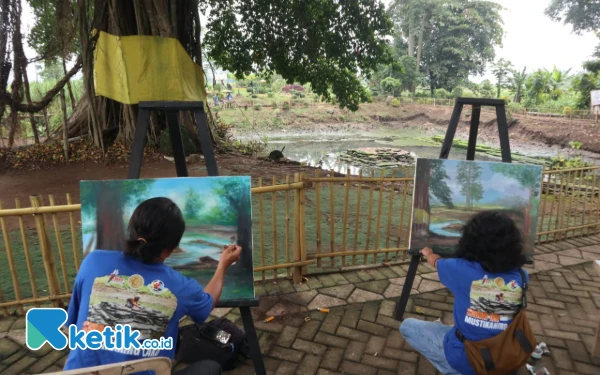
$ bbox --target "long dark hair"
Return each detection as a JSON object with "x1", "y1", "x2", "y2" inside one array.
[
  {"x1": 124, "y1": 197, "x2": 185, "y2": 263},
  {"x1": 455, "y1": 211, "x2": 526, "y2": 273}
]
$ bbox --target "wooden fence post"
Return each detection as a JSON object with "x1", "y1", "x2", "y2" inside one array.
[
  {"x1": 299, "y1": 173, "x2": 308, "y2": 275},
  {"x1": 30, "y1": 195, "x2": 64, "y2": 308}
]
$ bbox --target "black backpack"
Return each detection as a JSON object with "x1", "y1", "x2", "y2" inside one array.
[{"x1": 175, "y1": 318, "x2": 250, "y2": 371}]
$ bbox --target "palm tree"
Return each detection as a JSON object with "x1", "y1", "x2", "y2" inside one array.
[
  {"x1": 510, "y1": 66, "x2": 527, "y2": 103},
  {"x1": 548, "y1": 66, "x2": 572, "y2": 99}
]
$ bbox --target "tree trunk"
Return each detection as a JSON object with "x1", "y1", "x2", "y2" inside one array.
[
  {"x1": 407, "y1": 9, "x2": 415, "y2": 57},
  {"x1": 43, "y1": 107, "x2": 50, "y2": 137},
  {"x1": 95, "y1": 188, "x2": 126, "y2": 251},
  {"x1": 22, "y1": 72, "x2": 40, "y2": 144},
  {"x1": 413, "y1": 160, "x2": 431, "y2": 237},
  {"x1": 416, "y1": 14, "x2": 427, "y2": 73},
  {"x1": 62, "y1": 56, "x2": 76, "y2": 111}
]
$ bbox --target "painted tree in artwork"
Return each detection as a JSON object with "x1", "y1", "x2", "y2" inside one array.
[
  {"x1": 413, "y1": 159, "x2": 454, "y2": 236},
  {"x1": 490, "y1": 164, "x2": 542, "y2": 236},
  {"x1": 456, "y1": 162, "x2": 484, "y2": 210},
  {"x1": 80, "y1": 180, "x2": 154, "y2": 255},
  {"x1": 184, "y1": 188, "x2": 203, "y2": 219},
  {"x1": 213, "y1": 178, "x2": 252, "y2": 275}
]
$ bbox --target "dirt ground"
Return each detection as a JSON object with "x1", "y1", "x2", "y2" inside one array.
[{"x1": 2, "y1": 102, "x2": 599, "y2": 211}]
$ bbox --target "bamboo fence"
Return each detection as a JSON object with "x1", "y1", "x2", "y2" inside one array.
[{"x1": 0, "y1": 164, "x2": 599, "y2": 315}]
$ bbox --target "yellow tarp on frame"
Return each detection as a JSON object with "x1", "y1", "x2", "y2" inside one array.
[{"x1": 93, "y1": 30, "x2": 206, "y2": 104}]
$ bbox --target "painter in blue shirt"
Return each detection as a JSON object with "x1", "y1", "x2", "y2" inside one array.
[
  {"x1": 399, "y1": 211, "x2": 529, "y2": 375},
  {"x1": 64, "y1": 197, "x2": 242, "y2": 375}
]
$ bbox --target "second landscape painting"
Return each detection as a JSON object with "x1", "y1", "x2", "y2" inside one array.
[
  {"x1": 409, "y1": 159, "x2": 542, "y2": 258},
  {"x1": 80, "y1": 177, "x2": 254, "y2": 301}
]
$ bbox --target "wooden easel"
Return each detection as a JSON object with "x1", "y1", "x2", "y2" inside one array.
[
  {"x1": 393, "y1": 98, "x2": 512, "y2": 321},
  {"x1": 128, "y1": 101, "x2": 266, "y2": 375}
]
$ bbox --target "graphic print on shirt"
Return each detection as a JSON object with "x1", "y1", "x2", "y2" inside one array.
[
  {"x1": 82, "y1": 271, "x2": 177, "y2": 341},
  {"x1": 464, "y1": 275, "x2": 522, "y2": 331}
]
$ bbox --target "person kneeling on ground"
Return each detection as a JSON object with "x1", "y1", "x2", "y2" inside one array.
[
  {"x1": 399, "y1": 211, "x2": 529, "y2": 375},
  {"x1": 64, "y1": 197, "x2": 241, "y2": 375}
]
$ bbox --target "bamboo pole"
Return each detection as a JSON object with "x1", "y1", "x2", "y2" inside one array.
[
  {"x1": 258, "y1": 178, "x2": 265, "y2": 281},
  {"x1": 373, "y1": 170, "x2": 385, "y2": 263},
  {"x1": 251, "y1": 182, "x2": 304, "y2": 194},
  {"x1": 292, "y1": 173, "x2": 302, "y2": 283},
  {"x1": 595, "y1": 162, "x2": 600, "y2": 234},
  {"x1": 0, "y1": 204, "x2": 81, "y2": 217},
  {"x1": 0, "y1": 201, "x2": 22, "y2": 315},
  {"x1": 48, "y1": 195, "x2": 71, "y2": 293},
  {"x1": 385, "y1": 170, "x2": 397, "y2": 261},
  {"x1": 254, "y1": 259, "x2": 315, "y2": 272},
  {"x1": 577, "y1": 169, "x2": 586, "y2": 237},
  {"x1": 553, "y1": 169, "x2": 569, "y2": 241},
  {"x1": 546, "y1": 166, "x2": 558, "y2": 238},
  {"x1": 537, "y1": 167, "x2": 550, "y2": 241},
  {"x1": 314, "y1": 248, "x2": 409, "y2": 258},
  {"x1": 305, "y1": 176, "x2": 413, "y2": 183},
  {"x1": 586, "y1": 164, "x2": 598, "y2": 236},
  {"x1": 271, "y1": 177, "x2": 278, "y2": 279},
  {"x1": 537, "y1": 221, "x2": 600, "y2": 236},
  {"x1": 364, "y1": 170, "x2": 375, "y2": 264},
  {"x1": 341, "y1": 169, "x2": 351, "y2": 267},
  {"x1": 543, "y1": 165, "x2": 600, "y2": 174},
  {"x1": 397, "y1": 178, "x2": 409, "y2": 260},
  {"x1": 299, "y1": 173, "x2": 308, "y2": 275},
  {"x1": 402, "y1": 167, "x2": 413, "y2": 259},
  {"x1": 315, "y1": 170, "x2": 322, "y2": 268},
  {"x1": 565, "y1": 169, "x2": 581, "y2": 240},
  {"x1": 329, "y1": 169, "x2": 335, "y2": 266},
  {"x1": 30, "y1": 195, "x2": 63, "y2": 308},
  {"x1": 285, "y1": 175, "x2": 291, "y2": 277},
  {"x1": 352, "y1": 170, "x2": 363, "y2": 265},
  {"x1": 66, "y1": 194, "x2": 80, "y2": 272},
  {"x1": 0, "y1": 294, "x2": 73, "y2": 309},
  {"x1": 15, "y1": 198, "x2": 39, "y2": 307}
]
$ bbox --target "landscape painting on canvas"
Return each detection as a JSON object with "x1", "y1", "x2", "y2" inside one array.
[
  {"x1": 409, "y1": 158, "x2": 542, "y2": 258},
  {"x1": 80, "y1": 177, "x2": 254, "y2": 301}
]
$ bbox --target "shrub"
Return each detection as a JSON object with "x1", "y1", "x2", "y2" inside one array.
[
  {"x1": 391, "y1": 98, "x2": 400, "y2": 107},
  {"x1": 247, "y1": 88, "x2": 253, "y2": 94},
  {"x1": 272, "y1": 101, "x2": 278, "y2": 108},
  {"x1": 267, "y1": 92, "x2": 274, "y2": 98},
  {"x1": 254, "y1": 104, "x2": 261, "y2": 110},
  {"x1": 452, "y1": 86, "x2": 464, "y2": 98},
  {"x1": 435, "y1": 88, "x2": 451, "y2": 99},
  {"x1": 251, "y1": 94, "x2": 258, "y2": 99},
  {"x1": 569, "y1": 141, "x2": 583, "y2": 149},
  {"x1": 563, "y1": 106, "x2": 574, "y2": 116},
  {"x1": 303, "y1": 102, "x2": 309, "y2": 108},
  {"x1": 339, "y1": 115, "x2": 346, "y2": 122},
  {"x1": 282, "y1": 102, "x2": 290, "y2": 110}
]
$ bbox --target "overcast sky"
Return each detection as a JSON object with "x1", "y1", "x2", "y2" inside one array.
[{"x1": 21, "y1": 0, "x2": 598, "y2": 83}]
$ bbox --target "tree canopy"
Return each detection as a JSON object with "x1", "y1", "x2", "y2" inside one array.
[{"x1": 545, "y1": 0, "x2": 600, "y2": 34}]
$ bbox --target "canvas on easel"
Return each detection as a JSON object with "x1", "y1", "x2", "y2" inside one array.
[
  {"x1": 80, "y1": 176, "x2": 255, "y2": 302},
  {"x1": 408, "y1": 158, "x2": 542, "y2": 260}
]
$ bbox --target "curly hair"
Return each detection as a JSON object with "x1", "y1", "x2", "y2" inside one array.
[{"x1": 455, "y1": 211, "x2": 526, "y2": 273}]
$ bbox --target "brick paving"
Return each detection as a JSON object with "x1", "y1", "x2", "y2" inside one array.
[{"x1": 1, "y1": 237, "x2": 600, "y2": 374}]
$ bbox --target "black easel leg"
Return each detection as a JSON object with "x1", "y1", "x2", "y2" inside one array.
[
  {"x1": 194, "y1": 109, "x2": 219, "y2": 176},
  {"x1": 393, "y1": 255, "x2": 421, "y2": 321},
  {"x1": 240, "y1": 306, "x2": 266, "y2": 375},
  {"x1": 166, "y1": 111, "x2": 189, "y2": 177},
  {"x1": 439, "y1": 103, "x2": 464, "y2": 159},
  {"x1": 495, "y1": 104, "x2": 512, "y2": 163},
  {"x1": 128, "y1": 108, "x2": 151, "y2": 179},
  {"x1": 466, "y1": 105, "x2": 481, "y2": 161}
]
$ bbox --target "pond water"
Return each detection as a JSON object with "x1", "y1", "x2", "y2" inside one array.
[
  {"x1": 266, "y1": 136, "x2": 500, "y2": 175},
  {"x1": 166, "y1": 232, "x2": 231, "y2": 267},
  {"x1": 429, "y1": 220, "x2": 464, "y2": 238}
]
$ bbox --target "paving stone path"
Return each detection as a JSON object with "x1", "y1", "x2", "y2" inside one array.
[{"x1": 1, "y1": 236, "x2": 600, "y2": 374}]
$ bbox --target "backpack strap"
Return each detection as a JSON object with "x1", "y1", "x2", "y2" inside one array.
[{"x1": 518, "y1": 268, "x2": 528, "y2": 311}]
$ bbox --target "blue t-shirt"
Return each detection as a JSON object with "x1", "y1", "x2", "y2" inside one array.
[
  {"x1": 437, "y1": 258, "x2": 529, "y2": 375},
  {"x1": 64, "y1": 250, "x2": 214, "y2": 374}
]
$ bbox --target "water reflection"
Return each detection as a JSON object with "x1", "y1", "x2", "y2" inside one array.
[{"x1": 268, "y1": 137, "x2": 499, "y2": 175}]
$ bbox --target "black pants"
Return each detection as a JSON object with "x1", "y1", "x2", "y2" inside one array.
[{"x1": 173, "y1": 360, "x2": 222, "y2": 375}]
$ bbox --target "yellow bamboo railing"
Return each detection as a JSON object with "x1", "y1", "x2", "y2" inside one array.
[{"x1": 0, "y1": 165, "x2": 599, "y2": 315}]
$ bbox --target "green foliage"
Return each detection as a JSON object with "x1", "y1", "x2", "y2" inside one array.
[
  {"x1": 571, "y1": 72, "x2": 598, "y2": 109},
  {"x1": 456, "y1": 162, "x2": 484, "y2": 209},
  {"x1": 452, "y1": 86, "x2": 464, "y2": 98},
  {"x1": 254, "y1": 104, "x2": 261, "y2": 110},
  {"x1": 303, "y1": 101, "x2": 309, "y2": 108},
  {"x1": 490, "y1": 164, "x2": 541, "y2": 197},
  {"x1": 429, "y1": 160, "x2": 454, "y2": 208},
  {"x1": 272, "y1": 101, "x2": 278, "y2": 109},
  {"x1": 563, "y1": 106, "x2": 574, "y2": 116},
  {"x1": 282, "y1": 102, "x2": 290, "y2": 110},
  {"x1": 391, "y1": 98, "x2": 400, "y2": 107},
  {"x1": 205, "y1": 0, "x2": 394, "y2": 111},
  {"x1": 569, "y1": 141, "x2": 582, "y2": 149},
  {"x1": 491, "y1": 58, "x2": 514, "y2": 98},
  {"x1": 434, "y1": 88, "x2": 451, "y2": 99},
  {"x1": 380, "y1": 77, "x2": 402, "y2": 96},
  {"x1": 267, "y1": 92, "x2": 274, "y2": 98},
  {"x1": 184, "y1": 188, "x2": 203, "y2": 218},
  {"x1": 251, "y1": 94, "x2": 258, "y2": 98},
  {"x1": 545, "y1": 0, "x2": 599, "y2": 34}
]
